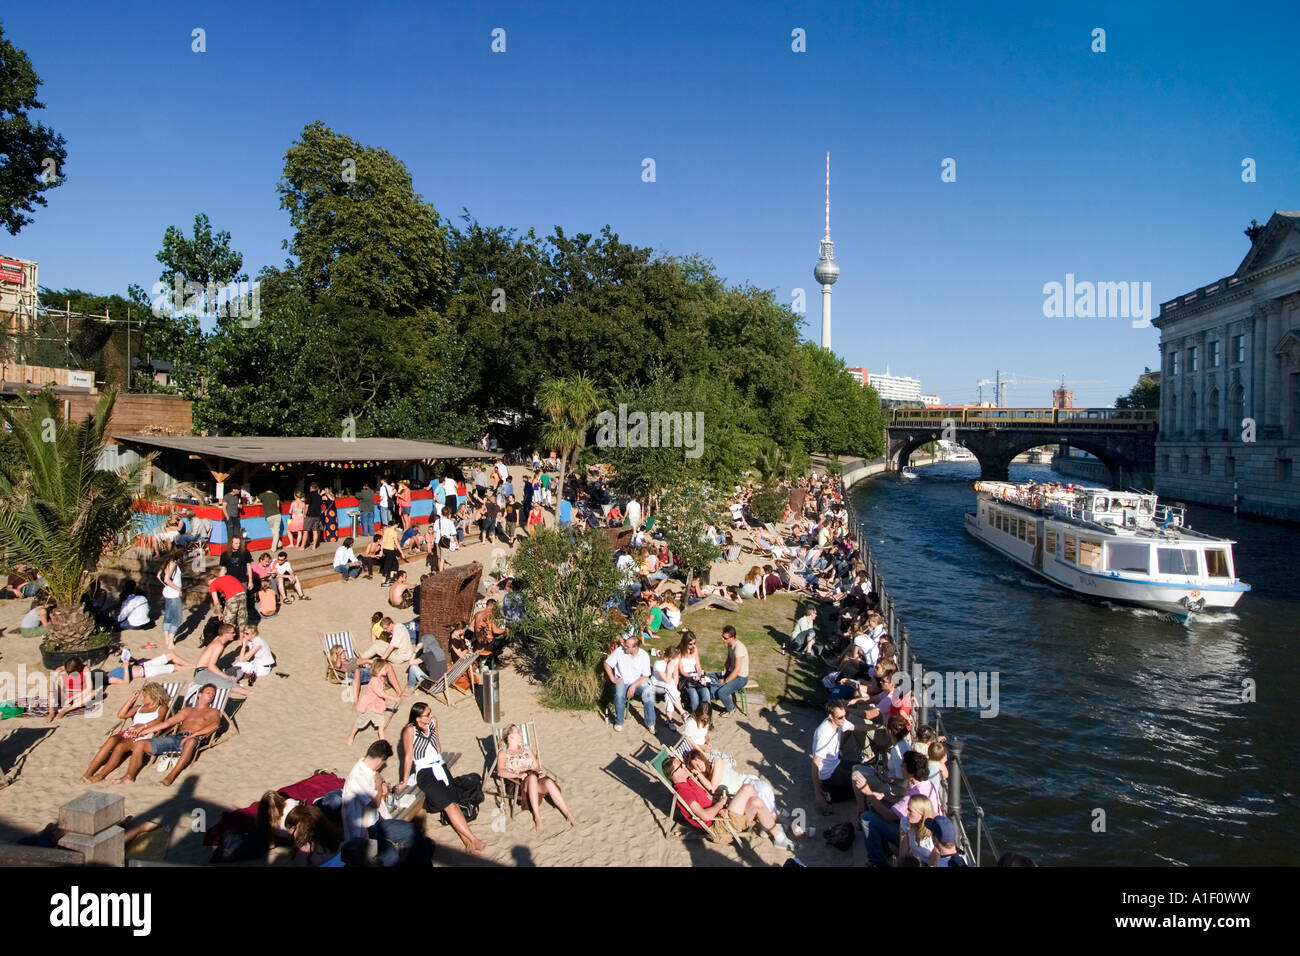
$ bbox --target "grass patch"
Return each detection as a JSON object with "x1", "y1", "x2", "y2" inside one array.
[{"x1": 641, "y1": 593, "x2": 828, "y2": 709}]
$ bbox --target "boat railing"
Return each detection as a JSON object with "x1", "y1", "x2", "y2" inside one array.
[{"x1": 844, "y1": 504, "x2": 1003, "y2": 866}]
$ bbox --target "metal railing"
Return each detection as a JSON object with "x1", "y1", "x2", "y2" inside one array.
[{"x1": 842, "y1": 501, "x2": 1002, "y2": 866}]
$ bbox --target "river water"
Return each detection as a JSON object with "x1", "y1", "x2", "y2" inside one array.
[{"x1": 849, "y1": 461, "x2": 1300, "y2": 865}]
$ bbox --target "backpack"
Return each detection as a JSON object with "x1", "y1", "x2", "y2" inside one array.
[
  {"x1": 823, "y1": 821, "x2": 855, "y2": 851},
  {"x1": 437, "y1": 772, "x2": 485, "y2": 824}
]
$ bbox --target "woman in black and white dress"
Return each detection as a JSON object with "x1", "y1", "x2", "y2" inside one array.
[{"x1": 397, "y1": 703, "x2": 485, "y2": 855}]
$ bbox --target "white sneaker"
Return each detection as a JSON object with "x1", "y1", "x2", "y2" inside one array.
[
  {"x1": 772, "y1": 828, "x2": 794, "y2": 851},
  {"x1": 613, "y1": 724, "x2": 624, "y2": 733}
]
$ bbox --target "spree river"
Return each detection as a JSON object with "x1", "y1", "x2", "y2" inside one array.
[{"x1": 849, "y1": 461, "x2": 1300, "y2": 866}]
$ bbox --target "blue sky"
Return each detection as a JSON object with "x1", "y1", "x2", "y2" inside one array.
[{"x1": 4, "y1": 0, "x2": 1299, "y2": 407}]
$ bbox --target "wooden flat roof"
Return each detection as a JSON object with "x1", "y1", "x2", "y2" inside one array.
[{"x1": 111, "y1": 434, "x2": 500, "y2": 464}]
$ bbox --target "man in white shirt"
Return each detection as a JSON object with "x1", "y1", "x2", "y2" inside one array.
[
  {"x1": 117, "y1": 586, "x2": 152, "y2": 630},
  {"x1": 341, "y1": 741, "x2": 426, "y2": 866},
  {"x1": 603, "y1": 634, "x2": 655, "y2": 733},
  {"x1": 811, "y1": 701, "x2": 856, "y2": 814},
  {"x1": 625, "y1": 497, "x2": 642, "y2": 532},
  {"x1": 377, "y1": 479, "x2": 395, "y2": 527}
]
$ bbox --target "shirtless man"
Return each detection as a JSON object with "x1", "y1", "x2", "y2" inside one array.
[
  {"x1": 191, "y1": 624, "x2": 255, "y2": 696},
  {"x1": 470, "y1": 599, "x2": 509, "y2": 655},
  {"x1": 111, "y1": 684, "x2": 223, "y2": 787},
  {"x1": 387, "y1": 571, "x2": 413, "y2": 610}
]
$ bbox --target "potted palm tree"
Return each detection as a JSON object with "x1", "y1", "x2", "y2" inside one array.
[{"x1": 0, "y1": 388, "x2": 148, "y2": 670}]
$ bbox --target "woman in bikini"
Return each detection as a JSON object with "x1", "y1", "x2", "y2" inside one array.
[
  {"x1": 495, "y1": 722, "x2": 577, "y2": 833},
  {"x1": 82, "y1": 683, "x2": 173, "y2": 782}
]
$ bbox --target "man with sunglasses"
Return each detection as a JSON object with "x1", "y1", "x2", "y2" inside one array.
[{"x1": 811, "y1": 701, "x2": 856, "y2": 815}]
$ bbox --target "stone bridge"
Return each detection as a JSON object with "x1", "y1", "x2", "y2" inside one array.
[{"x1": 887, "y1": 409, "x2": 1160, "y2": 488}]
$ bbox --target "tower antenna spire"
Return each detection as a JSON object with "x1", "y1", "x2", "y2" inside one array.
[{"x1": 825, "y1": 151, "x2": 831, "y2": 240}]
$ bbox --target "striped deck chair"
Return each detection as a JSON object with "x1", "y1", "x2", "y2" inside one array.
[
  {"x1": 482, "y1": 720, "x2": 541, "y2": 820},
  {"x1": 322, "y1": 632, "x2": 355, "y2": 684},
  {"x1": 418, "y1": 652, "x2": 477, "y2": 706},
  {"x1": 647, "y1": 746, "x2": 749, "y2": 847}
]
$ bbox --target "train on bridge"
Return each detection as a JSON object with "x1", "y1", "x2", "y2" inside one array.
[{"x1": 889, "y1": 407, "x2": 1159, "y2": 427}]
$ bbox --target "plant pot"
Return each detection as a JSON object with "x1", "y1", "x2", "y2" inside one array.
[{"x1": 38, "y1": 636, "x2": 119, "y2": 671}]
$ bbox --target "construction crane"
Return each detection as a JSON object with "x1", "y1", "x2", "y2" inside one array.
[{"x1": 976, "y1": 371, "x2": 1106, "y2": 408}]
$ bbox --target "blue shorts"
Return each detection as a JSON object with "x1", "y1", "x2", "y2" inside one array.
[
  {"x1": 150, "y1": 734, "x2": 190, "y2": 755},
  {"x1": 163, "y1": 597, "x2": 182, "y2": 631}
]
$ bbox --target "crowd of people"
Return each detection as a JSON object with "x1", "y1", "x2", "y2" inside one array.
[{"x1": 7, "y1": 446, "x2": 1008, "y2": 867}]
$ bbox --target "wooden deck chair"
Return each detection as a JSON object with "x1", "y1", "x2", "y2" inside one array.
[
  {"x1": 322, "y1": 632, "x2": 355, "y2": 683},
  {"x1": 646, "y1": 746, "x2": 748, "y2": 847},
  {"x1": 418, "y1": 652, "x2": 478, "y2": 706},
  {"x1": 724, "y1": 543, "x2": 742, "y2": 563},
  {"x1": 482, "y1": 720, "x2": 540, "y2": 820}
]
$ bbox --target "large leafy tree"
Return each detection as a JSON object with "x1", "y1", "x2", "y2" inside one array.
[
  {"x1": 0, "y1": 389, "x2": 146, "y2": 649},
  {"x1": 0, "y1": 23, "x2": 67, "y2": 235},
  {"x1": 196, "y1": 300, "x2": 475, "y2": 441},
  {"x1": 274, "y1": 120, "x2": 452, "y2": 315}
]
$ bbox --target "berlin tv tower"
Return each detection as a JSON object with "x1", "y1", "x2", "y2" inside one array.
[{"x1": 814, "y1": 151, "x2": 839, "y2": 350}]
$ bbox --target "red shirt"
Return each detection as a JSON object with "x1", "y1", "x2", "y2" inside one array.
[
  {"x1": 673, "y1": 778, "x2": 712, "y2": 830},
  {"x1": 209, "y1": 573, "x2": 245, "y2": 602}
]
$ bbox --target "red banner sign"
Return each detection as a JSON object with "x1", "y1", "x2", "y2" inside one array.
[{"x1": 0, "y1": 259, "x2": 24, "y2": 284}]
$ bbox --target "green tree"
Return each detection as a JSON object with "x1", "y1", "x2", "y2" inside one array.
[
  {"x1": 0, "y1": 388, "x2": 146, "y2": 651},
  {"x1": 538, "y1": 374, "x2": 604, "y2": 513},
  {"x1": 657, "y1": 478, "x2": 727, "y2": 608},
  {"x1": 126, "y1": 211, "x2": 250, "y2": 398},
  {"x1": 275, "y1": 121, "x2": 452, "y2": 315},
  {"x1": 1115, "y1": 370, "x2": 1160, "y2": 409},
  {"x1": 511, "y1": 527, "x2": 626, "y2": 708},
  {"x1": 0, "y1": 23, "x2": 67, "y2": 235},
  {"x1": 749, "y1": 481, "x2": 786, "y2": 525}
]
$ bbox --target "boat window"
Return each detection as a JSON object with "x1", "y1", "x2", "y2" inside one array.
[
  {"x1": 1204, "y1": 550, "x2": 1231, "y2": 577},
  {"x1": 1017, "y1": 519, "x2": 1026, "y2": 540},
  {"x1": 1093, "y1": 497, "x2": 1108, "y2": 512},
  {"x1": 1046, "y1": 530, "x2": 1057, "y2": 553},
  {"x1": 1106, "y1": 542, "x2": 1150, "y2": 573},
  {"x1": 1064, "y1": 535, "x2": 1077, "y2": 562},
  {"x1": 1027, "y1": 523, "x2": 1037, "y2": 546},
  {"x1": 1079, "y1": 540, "x2": 1103, "y2": 570},
  {"x1": 1157, "y1": 548, "x2": 1199, "y2": 576}
]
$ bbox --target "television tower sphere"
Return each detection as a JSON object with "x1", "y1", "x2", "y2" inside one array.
[{"x1": 814, "y1": 256, "x2": 839, "y2": 285}]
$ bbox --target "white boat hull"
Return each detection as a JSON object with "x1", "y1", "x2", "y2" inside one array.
[{"x1": 964, "y1": 512, "x2": 1247, "y2": 615}]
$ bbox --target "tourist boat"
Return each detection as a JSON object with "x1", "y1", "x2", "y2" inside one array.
[
  {"x1": 964, "y1": 481, "x2": 1250, "y2": 618},
  {"x1": 900, "y1": 467, "x2": 919, "y2": 482}
]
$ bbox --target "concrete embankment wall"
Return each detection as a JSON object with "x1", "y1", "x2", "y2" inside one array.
[
  {"x1": 817, "y1": 455, "x2": 945, "y2": 492},
  {"x1": 1050, "y1": 454, "x2": 1111, "y2": 483}
]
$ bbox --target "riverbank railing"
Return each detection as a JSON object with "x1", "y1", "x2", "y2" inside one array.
[{"x1": 842, "y1": 501, "x2": 1003, "y2": 866}]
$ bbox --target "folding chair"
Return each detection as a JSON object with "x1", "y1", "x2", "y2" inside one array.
[
  {"x1": 724, "y1": 544, "x2": 742, "y2": 563},
  {"x1": 418, "y1": 652, "x2": 477, "y2": 706},
  {"x1": 322, "y1": 632, "x2": 355, "y2": 683},
  {"x1": 646, "y1": 746, "x2": 748, "y2": 847},
  {"x1": 481, "y1": 720, "x2": 541, "y2": 820}
]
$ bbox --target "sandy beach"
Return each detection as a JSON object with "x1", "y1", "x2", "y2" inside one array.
[{"x1": 0, "y1": 533, "x2": 868, "y2": 867}]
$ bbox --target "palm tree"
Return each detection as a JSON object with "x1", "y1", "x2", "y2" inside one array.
[
  {"x1": 537, "y1": 374, "x2": 604, "y2": 521},
  {"x1": 0, "y1": 388, "x2": 148, "y2": 652}
]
